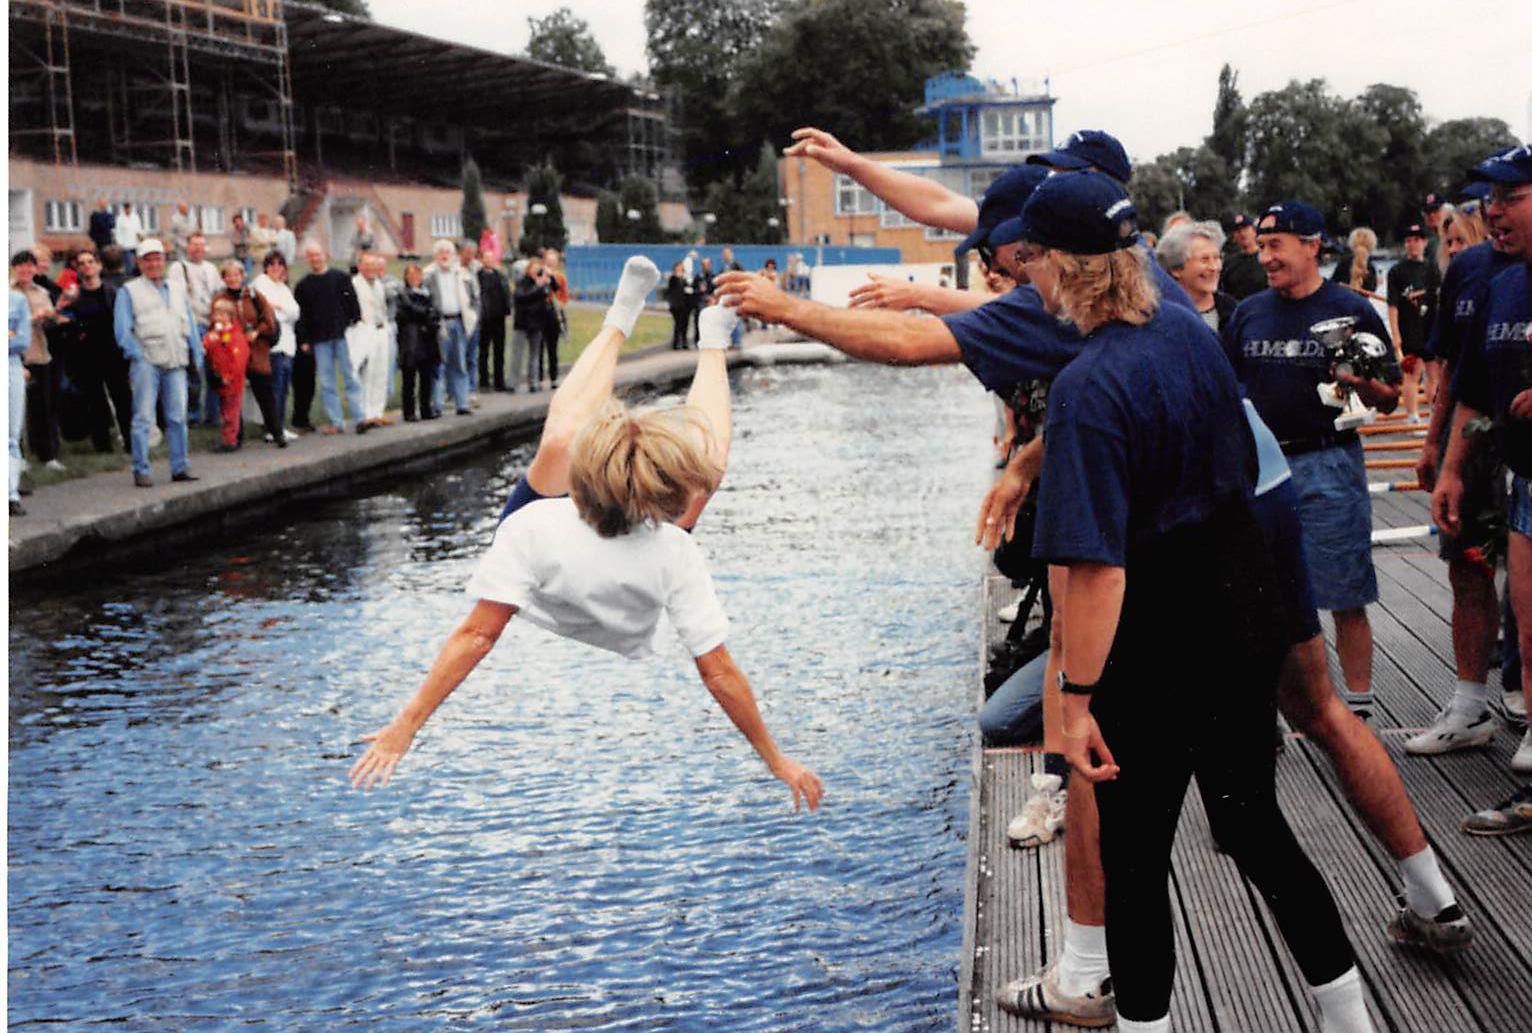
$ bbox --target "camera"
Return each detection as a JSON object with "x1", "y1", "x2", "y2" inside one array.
[{"x1": 1310, "y1": 316, "x2": 1400, "y2": 386}]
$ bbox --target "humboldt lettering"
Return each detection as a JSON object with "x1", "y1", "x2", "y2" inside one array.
[{"x1": 1241, "y1": 337, "x2": 1329, "y2": 361}]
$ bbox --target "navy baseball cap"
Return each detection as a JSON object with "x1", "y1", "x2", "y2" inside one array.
[
  {"x1": 1422, "y1": 192, "x2": 1445, "y2": 212},
  {"x1": 1026, "y1": 130, "x2": 1132, "y2": 184},
  {"x1": 957, "y1": 165, "x2": 1049, "y2": 255},
  {"x1": 1403, "y1": 223, "x2": 1429, "y2": 239},
  {"x1": 1011, "y1": 171, "x2": 1139, "y2": 255},
  {"x1": 1257, "y1": 201, "x2": 1326, "y2": 238},
  {"x1": 1470, "y1": 144, "x2": 1532, "y2": 186},
  {"x1": 1231, "y1": 213, "x2": 1253, "y2": 230},
  {"x1": 1459, "y1": 180, "x2": 1492, "y2": 202}
]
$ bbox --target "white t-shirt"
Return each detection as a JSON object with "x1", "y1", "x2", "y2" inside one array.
[
  {"x1": 466, "y1": 498, "x2": 729, "y2": 661},
  {"x1": 252, "y1": 274, "x2": 300, "y2": 357}
]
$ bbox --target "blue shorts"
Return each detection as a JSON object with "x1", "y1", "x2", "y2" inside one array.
[
  {"x1": 498, "y1": 475, "x2": 557, "y2": 523},
  {"x1": 1510, "y1": 475, "x2": 1532, "y2": 538},
  {"x1": 1286, "y1": 440, "x2": 1378, "y2": 612},
  {"x1": 1250, "y1": 478, "x2": 1323, "y2": 643}
]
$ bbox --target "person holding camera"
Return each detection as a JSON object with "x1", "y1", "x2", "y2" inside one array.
[
  {"x1": 1221, "y1": 202, "x2": 1400, "y2": 720},
  {"x1": 513, "y1": 257, "x2": 555, "y2": 390}
]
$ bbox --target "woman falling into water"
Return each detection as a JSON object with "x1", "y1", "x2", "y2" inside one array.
[{"x1": 349, "y1": 257, "x2": 822, "y2": 811}]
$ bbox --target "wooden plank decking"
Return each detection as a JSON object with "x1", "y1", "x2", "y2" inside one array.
[{"x1": 960, "y1": 433, "x2": 1532, "y2": 1032}]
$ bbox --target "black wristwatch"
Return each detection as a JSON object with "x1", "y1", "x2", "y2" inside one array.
[{"x1": 1058, "y1": 670, "x2": 1097, "y2": 695}]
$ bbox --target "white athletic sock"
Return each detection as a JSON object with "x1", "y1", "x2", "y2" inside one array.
[
  {"x1": 1398, "y1": 845, "x2": 1455, "y2": 916},
  {"x1": 1450, "y1": 679, "x2": 1490, "y2": 715},
  {"x1": 1116, "y1": 1015, "x2": 1171, "y2": 1033},
  {"x1": 1054, "y1": 918, "x2": 1110, "y2": 997},
  {"x1": 697, "y1": 304, "x2": 737, "y2": 350},
  {"x1": 602, "y1": 256, "x2": 662, "y2": 338},
  {"x1": 1312, "y1": 967, "x2": 1375, "y2": 1033}
]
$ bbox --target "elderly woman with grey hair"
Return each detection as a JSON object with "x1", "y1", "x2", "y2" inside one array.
[{"x1": 1155, "y1": 220, "x2": 1238, "y2": 333}]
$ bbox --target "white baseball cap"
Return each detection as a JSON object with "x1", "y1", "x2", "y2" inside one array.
[{"x1": 136, "y1": 238, "x2": 165, "y2": 256}]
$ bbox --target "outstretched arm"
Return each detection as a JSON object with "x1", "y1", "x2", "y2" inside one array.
[
  {"x1": 715, "y1": 270, "x2": 960, "y2": 367},
  {"x1": 848, "y1": 273, "x2": 987, "y2": 315},
  {"x1": 695, "y1": 644, "x2": 823, "y2": 812},
  {"x1": 786, "y1": 127, "x2": 980, "y2": 233},
  {"x1": 350, "y1": 600, "x2": 516, "y2": 790}
]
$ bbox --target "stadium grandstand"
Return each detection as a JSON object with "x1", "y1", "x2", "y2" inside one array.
[{"x1": 8, "y1": 0, "x2": 689, "y2": 258}]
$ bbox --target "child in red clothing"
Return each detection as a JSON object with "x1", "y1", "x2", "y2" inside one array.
[{"x1": 203, "y1": 297, "x2": 250, "y2": 450}]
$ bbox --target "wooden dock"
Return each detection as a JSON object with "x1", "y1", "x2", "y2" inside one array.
[{"x1": 960, "y1": 445, "x2": 1532, "y2": 1032}]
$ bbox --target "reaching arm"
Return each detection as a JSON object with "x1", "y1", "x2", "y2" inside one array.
[
  {"x1": 848, "y1": 273, "x2": 988, "y2": 315},
  {"x1": 715, "y1": 270, "x2": 960, "y2": 366},
  {"x1": 349, "y1": 600, "x2": 516, "y2": 790},
  {"x1": 694, "y1": 644, "x2": 823, "y2": 811},
  {"x1": 785, "y1": 127, "x2": 979, "y2": 233}
]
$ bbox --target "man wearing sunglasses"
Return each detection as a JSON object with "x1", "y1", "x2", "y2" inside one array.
[{"x1": 1434, "y1": 144, "x2": 1532, "y2": 835}]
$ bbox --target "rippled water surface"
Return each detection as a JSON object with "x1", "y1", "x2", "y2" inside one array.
[{"x1": 10, "y1": 362, "x2": 993, "y2": 1032}]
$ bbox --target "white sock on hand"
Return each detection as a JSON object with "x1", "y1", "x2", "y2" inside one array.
[
  {"x1": 603, "y1": 256, "x2": 662, "y2": 338},
  {"x1": 697, "y1": 304, "x2": 737, "y2": 350},
  {"x1": 1312, "y1": 967, "x2": 1375, "y2": 1033},
  {"x1": 1054, "y1": 918, "x2": 1110, "y2": 997}
]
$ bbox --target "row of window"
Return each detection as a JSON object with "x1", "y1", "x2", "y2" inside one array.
[{"x1": 42, "y1": 199, "x2": 261, "y2": 236}]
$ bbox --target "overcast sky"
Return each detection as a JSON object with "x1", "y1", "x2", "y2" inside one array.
[{"x1": 368, "y1": 0, "x2": 1532, "y2": 165}]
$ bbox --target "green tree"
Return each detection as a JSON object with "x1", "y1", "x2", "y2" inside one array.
[
  {"x1": 645, "y1": 0, "x2": 786, "y2": 192},
  {"x1": 460, "y1": 157, "x2": 487, "y2": 245},
  {"x1": 1424, "y1": 117, "x2": 1520, "y2": 196},
  {"x1": 1242, "y1": 79, "x2": 1385, "y2": 234},
  {"x1": 1207, "y1": 64, "x2": 1247, "y2": 187},
  {"x1": 520, "y1": 161, "x2": 569, "y2": 255},
  {"x1": 525, "y1": 7, "x2": 615, "y2": 76},
  {"x1": 616, "y1": 177, "x2": 663, "y2": 242},
  {"x1": 731, "y1": 0, "x2": 974, "y2": 158},
  {"x1": 1353, "y1": 83, "x2": 1427, "y2": 237},
  {"x1": 1131, "y1": 145, "x2": 1237, "y2": 234},
  {"x1": 595, "y1": 190, "x2": 625, "y2": 244},
  {"x1": 702, "y1": 142, "x2": 785, "y2": 243}
]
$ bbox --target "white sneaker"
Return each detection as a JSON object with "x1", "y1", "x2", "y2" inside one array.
[
  {"x1": 997, "y1": 599, "x2": 1021, "y2": 623},
  {"x1": 1498, "y1": 688, "x2": 1528, "y2": 729},
  {"x1": 1006, "y1": 773, "x2": 1066, "y2": 848},
  {"x1": 1512, "y1": 731, "x2": 1532, "y2": 775},
  {"x1": 1404, "y1": 707, "x2": 1497, "y2": 755},
  {"x1": 44, "y1": 459, "x2": 66, "y2": 472},
  {"x1": 996, "y1": 962, "x2": 1115, "y2": 1027}
]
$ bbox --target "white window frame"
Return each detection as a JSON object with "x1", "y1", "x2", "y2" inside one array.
[
  {"x1": 237, "y1": 206, "x2": 258, "y2": 227},
  {"x1": 430, "y1": 213, "x2": 462, "y2": 239},
  {"x1": 43, "y1": 199, "x2": 82, "y2": 233},
  {"x1": 199, "y1": 206, "x2": 225, "y2": 234},
  {"x1": 833, "y1": 174, "x2": 879, "y2": 217}
]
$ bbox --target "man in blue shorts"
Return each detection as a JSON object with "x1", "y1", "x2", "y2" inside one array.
[
  {"x1": 1434, "y1": 143, "x2": 1532, "y2": 834},
  {"x1": 1222, "y1": 202, "x2": 1400, "y2": 719}
]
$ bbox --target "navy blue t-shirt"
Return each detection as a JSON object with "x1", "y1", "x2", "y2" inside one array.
[
  {"x1": 1453, "y1": 262, "x2": 1532, "y2": 477},
  {"x1": 1033, "y1": 303, "x2": 1254, "y2": 567},
  {"x1": 1221, "y1": 281, "x2": 1393, "y2": 443},
  {"x1": 942, "y1": 284, "x2": 1083, "y2": 392},
  {"x1": 1429, "y1": 242, "x2": 1518, "y2": 367}
]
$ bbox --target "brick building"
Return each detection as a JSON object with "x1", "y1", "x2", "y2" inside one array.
[
  {"x1": 8, "y1": 0, "x2": 689, "y2": 259},
  {"x1": 780, "y1": 73, "x2": 1055, "y2": 264}
]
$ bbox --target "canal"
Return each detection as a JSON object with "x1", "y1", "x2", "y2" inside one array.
[{"x1": 9, "y1": 360, "x2": 994, "y2": 1032}]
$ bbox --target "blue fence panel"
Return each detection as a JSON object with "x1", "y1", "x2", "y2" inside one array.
[{"x1": 564, "y1": 244, "x2": 903, "y2": 304}]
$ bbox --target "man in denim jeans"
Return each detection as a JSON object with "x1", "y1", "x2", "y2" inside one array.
[
  {"x1": 293, "y1": 242, "x2": 364, "y2": 434},
  {"x1": 111, "y1": 238, "x2": 202, "y2": 487}
]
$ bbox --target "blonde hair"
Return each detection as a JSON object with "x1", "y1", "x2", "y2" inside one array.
[
  {"x1": 568, "y1": 399, "x2": 721, "y2": 537},
  {"x1": 219, "y1": 259, "x2": 245, "y2": 279},
  {"x1": 1047, "y1": 246, "x2": 1160, "y2": 336},
  {"x1": 1441, "y1": 204, "x2": 1485, "y2": 267},
  {"x1": 210, "y1": 297, "x2": 238, "y2": 321},
  {"x1": 1346, "y1": 227, "x2": 1376, "y2": 289}
]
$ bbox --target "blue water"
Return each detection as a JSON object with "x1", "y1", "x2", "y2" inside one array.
[{"x1": 9, "y1": 361, "x2": 994, "y2": 1032}]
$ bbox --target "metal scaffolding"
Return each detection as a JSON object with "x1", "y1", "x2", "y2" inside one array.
[{"x1": 8, "y1": 0, "x2": 297, "y2": 190}]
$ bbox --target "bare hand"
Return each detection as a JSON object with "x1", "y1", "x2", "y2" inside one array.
[
  {"x1": 1432, "y1": 473, "x2": 1464, "y2": 536},
  {"x1": 349, "y1": 720, "x2": 416, "y2": 791},
  {"x1": 1510, "y1": 389, "x2": 1532, "y2": 421},
  {"x1": 770, "y1": 756, "x2": 824, "y2": 812},
  {"x1": 1415, "y1": 443, "x2": 1438, "y2": 492},
  {"x1": 848, "y1": 273, "x2": 921, "y2": 312},
  {"x1": 784, "y1": 127, "x2": 858, "y2": 173},
  {"x1": 1335, "y1": 370, "x2": 1398, "y2": 410},
  {"x1": 1061, "y1": 715, "x2": 1119, "y2": 783},
  {"x1": 976, "y1": 464, "x2": 1030, "y2": 551},
  {"x1": 715, "y1": 270, "x2": 793, "y2": 324}
]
